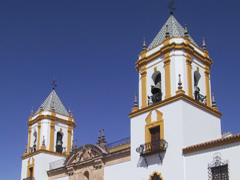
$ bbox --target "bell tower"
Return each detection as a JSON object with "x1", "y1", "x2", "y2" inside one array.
[
  {"x1": 129, "y1": 14, "x2": 222, "y2": 179},
  {"x1": 21, "y1": 88, "x2": 76, "y2": 180},
  {"x1": 136, "y1": 14, "x2": 214, "y2": 109}
]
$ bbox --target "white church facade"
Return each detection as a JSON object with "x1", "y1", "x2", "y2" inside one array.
[{"x1": 21, "y1": 13, "x2": 240, "y2": 180}]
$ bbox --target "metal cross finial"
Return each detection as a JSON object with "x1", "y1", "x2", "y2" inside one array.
[
  {"x1": 52, "y1": 79, "x2": 57, "y2": 90},
  {"x1": 168, "y1": 0, "x2": 176, "y2": 14}
]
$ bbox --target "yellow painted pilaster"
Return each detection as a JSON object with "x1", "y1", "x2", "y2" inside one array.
[
  {"x1": 186, "y1": 52, "x2": 193, "y2": 98},
  {"x1": 28, "y1": 125, "x2": 32, "y2": 153},
  {"x1": 164, "y1": 52, "x2": 171, "y2": 99},
  {"x1": 141, "y1": 65, "x2": 147, "y2": 108},
  {"x1": 67, "y1": 125, "x2": 72, "y2": 155},
  {"x1": 37, "y1": 121, "x2": 41, "y2": 150},
  {"x1": 49, "y1": 121, "x2": 55, "y2": 151},
  {"x1": 204, "y1": 65, "x2": 211, "y2": 107}
]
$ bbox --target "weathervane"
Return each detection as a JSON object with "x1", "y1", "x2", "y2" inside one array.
[
  {"x1": 52, "y1": 79, "x2": 57, "y2": 90},
  {"x1": 168, "y1": 0, "x2": 176, "y2": 14}
]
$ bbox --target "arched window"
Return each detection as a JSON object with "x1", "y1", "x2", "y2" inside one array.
[
  {"x1": 83, "y1": 171, "x2": 89, "y2": 180},
  {"x1": 194, "y1": 70, "x2": 201, "y2": 100},
  {"x1": 56, "y1": 132, "x2": 63, "y2": 153},
  {"x1": 30, "y1": 131, "x2": 37, "y2": 153},
  {"x1": 148, "y1": 71, "x2": 162, "y2": 104}
]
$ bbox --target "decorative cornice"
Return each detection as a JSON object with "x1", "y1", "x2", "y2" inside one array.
[
  {"x1": 21, "y1": 149, "x2": 68, "y2": 160},
  {"x1": 183, "y1": 134, "x2": 240, "y2": 154},
  {"x1": 27, "y1": 114, "x2": 76, "y2": 127},
  {"x1": 128, "y1": 93, "x2": 222, "y2": 118},
  {"x1": 136, "y1": 38, "x2": 213, "y2": 71}
]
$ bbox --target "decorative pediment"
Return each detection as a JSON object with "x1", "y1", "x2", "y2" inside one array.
[{"x1": 65, "y1": 144, "x2": 107, "y2": 166}]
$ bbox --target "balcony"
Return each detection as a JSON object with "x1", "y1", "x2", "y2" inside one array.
[
  {"x1": 23, "y1": 177, "x2": 35, "y2": 180},
  {"x1": 136, "y1": 139, "x2": 168, "y2": 156},
  {"x1": 136, "y1": 139, "x2": 168, "y2": 167}
]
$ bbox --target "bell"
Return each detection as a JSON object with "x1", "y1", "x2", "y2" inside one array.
[
  {"x1": 151, "y1": 82, "x2": 161, "y2": 94},
  {"x1": 152, "y1": 71, "x2": 161, "y2": 85}
]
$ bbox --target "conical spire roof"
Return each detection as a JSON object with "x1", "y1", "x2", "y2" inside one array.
[
  {"x1": 35, "y1": 90, "x2": 68, "y2": 116},
  {"x1": 148, "y1": 15, "x2": 197, "y2": 49}
]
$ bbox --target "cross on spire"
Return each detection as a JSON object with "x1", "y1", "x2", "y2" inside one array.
[
  {"x1": 52, "y1": 79, "x2": 57, "y2": 90},
  {"x1": 168, "y1": 0, "x2": 176, "y2": 14}
]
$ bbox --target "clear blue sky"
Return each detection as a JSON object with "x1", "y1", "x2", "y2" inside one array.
[{"x1": 0, "y1": 0, "x2": 239, "y2": 179}]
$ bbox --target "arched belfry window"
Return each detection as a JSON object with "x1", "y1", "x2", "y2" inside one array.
[
  {"x1": 194, "y1": 71, "x2": 206, "y2": 104},
  {"x1": 30, "y1": 131, "x2": 37, "y2": 153},
  {"x1": 148, "y1": 71, "x2": 162, "y2": 105},
  {"x1": 83, "y1": 171, "x2": 89, "y2": 180},
  {"x1": 56, "y1": 132, "x2": 63, "y2": 153}
]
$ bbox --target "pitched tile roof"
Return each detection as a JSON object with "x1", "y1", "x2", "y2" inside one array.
[
  {"x1": 35, "y1": 90, "x2": 68, "y2": 116},
  {"x1": 148, "y1": 15, "x2": 197, "y2": 49},
  {"x1": 183, "y1": 133, "x2": 240, "y2": 154}
]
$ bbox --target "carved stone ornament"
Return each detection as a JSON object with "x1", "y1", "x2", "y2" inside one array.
[
  {"x1": 66, "y1": 167, "x2": 74, "y2": 176},
  {"x1": 65, "y1": 144, "x2": 108, "y2": 166},
  {"x1": 93, "y1": 159, "x2": 102, "y2": 169}
]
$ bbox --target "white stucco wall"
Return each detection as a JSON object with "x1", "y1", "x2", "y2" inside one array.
[
  {"x1": 21, "y1": 153, "x2": 66, "y2": 180},
  {"x1": 184, "y1": 142, "x2": 240, "y2": 180}
]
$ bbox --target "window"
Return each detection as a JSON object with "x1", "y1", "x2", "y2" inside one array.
[
  {"x1": 148, "y1": 71, "x2": 162, "y2": 105},
  {"x1": 211, "y1": 165, "x2": 228, "y2": 180},
  {"x1": 56, "y1": 132, "x2": 63, "y2": 153},
  {"x1": 29, "y1": 167, "x2": 33, "y2": 178},
  {"x1": 208, "y1": 153, "x2": 229, "y2": 180},
  {"x1": 149, "y1": 126, "x2": 160, "y2": 151},
  {"x1": 83, "y1": 171, "x2": 89, "y2": 180}
]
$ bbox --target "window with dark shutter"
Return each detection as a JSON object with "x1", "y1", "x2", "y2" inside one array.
[{"x1": 211, "y1": 165, "x2": 228, "y2": 180}]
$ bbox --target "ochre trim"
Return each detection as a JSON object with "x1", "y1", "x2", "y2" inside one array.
[
  {"x1": 164, "y1": 52, "x2": 171, "y2": 99},
  {"x1": 27, "y1": 115, "x2": 76, "y2": 127},
  {"x1": 204, "y1": 65, "x2": 211, "y2": 107},
  {"x1": 37, "y1": 121, "x2": 41, "y2": 150},
  {"x1": 49, "y1": 121, "x2": 55, "y2": 151},
  {"x1": 129, "y1": 93, "x2": 222, "y2": 118},
  {"x1": 67, "y1": 125, "x2": 72, "y2": 155},
  {"x1": 183, "y1": 134, "x2": 240, "y2": 154},
  {"x1": 28, "y1": 125, "x2": 32, "y2": 153},
  {"x1": 141, "y1": 65, "x2": 147, "y2": 108},
  {"x1": 145, "y1": 110, "x2": 164, "y2": 144},
  {"x1": 186, "y1": 52, "x2": 193, "y2": 98},
  {"x1": 108, "y1": 142, "x2": 130, "y2": 153},
  {"x1": 22, "y1": 149, "x2": 68, "y2": 160},
  {"x1": 27, "y1": 157, "x2": 35, "y2": 178},
  {"x1": 149, "y1": 171, "x2": 164, "y2": 180},
  {"x1": 136, "y1": 40, "x2": 213, "y2": 72}
]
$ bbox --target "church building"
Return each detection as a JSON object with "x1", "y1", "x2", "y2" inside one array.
[{"x1": 21, "y1": 12, "x2": 240, "y2": 180}]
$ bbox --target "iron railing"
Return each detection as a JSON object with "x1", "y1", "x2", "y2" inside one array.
[
  {"x1": 136, "y1": 139, "x2": 168, "y2": 156},
  {"x1": 106, "y1": 137, "x2": 130, "y2": 149},
  {"x1": 148, "y1": 92, "x2": 162, "y2": 105},
  {"x1": 194, "y1": 92, "x2": 206, "y2": 104},
  {"x1": 49, "y1": 159, "x2": 65, "y2": 170},
  {"x1": 23, "y1": 177, "x2": 35, "y2": 180}
]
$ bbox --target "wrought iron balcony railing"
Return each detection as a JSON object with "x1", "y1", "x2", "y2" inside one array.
[
  {"x1": 23, "y1": 177, "x2": 35, "y2": 180},
  {"x1": 136, "y1": 139, "x2": 168, "y2": 156},
  {"x1": 148, "y1": 92, "x2": 162, "y2": 105},
  {"x1": 194, "y1": 91, "x2": 206, "y2": 104}
]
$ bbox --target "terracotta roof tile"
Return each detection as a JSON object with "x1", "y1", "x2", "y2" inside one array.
[{"x1": 183, "y1": 133, "x2": 240, "y2": 154}]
